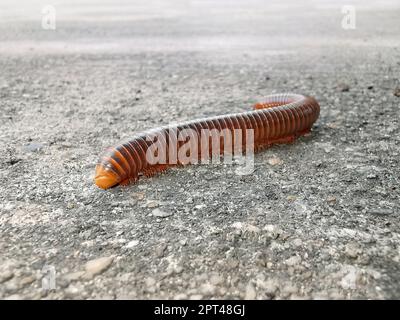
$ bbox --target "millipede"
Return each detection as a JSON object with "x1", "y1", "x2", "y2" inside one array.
[{"x1": 94, "y1": 93, "x2": 320, "y2": 189}]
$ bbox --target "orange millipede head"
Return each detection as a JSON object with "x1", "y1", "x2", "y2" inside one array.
[{"x1": 94, "y1": 164, "x2": 121, "y2": 190}]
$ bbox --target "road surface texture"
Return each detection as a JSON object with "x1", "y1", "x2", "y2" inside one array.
[{"x1": 0, "y1": 0, "x2": 399, "y2": 299}]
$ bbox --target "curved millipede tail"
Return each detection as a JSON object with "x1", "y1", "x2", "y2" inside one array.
[{"x1": 94, "y1": 93, "x2": 320, "y2": 189}]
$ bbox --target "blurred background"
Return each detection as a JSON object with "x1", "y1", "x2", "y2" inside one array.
[{"x1": 1, "y1": 0, "x2": 399, "y2": 53}]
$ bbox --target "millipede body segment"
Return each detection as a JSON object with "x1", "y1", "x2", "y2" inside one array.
[{"x1": 94, "y1": 93, "x2": 320, "y2": 189}]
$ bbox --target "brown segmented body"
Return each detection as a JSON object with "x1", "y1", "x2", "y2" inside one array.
[{"x1": 94, "y1": 93, "x2": 320, "y2": 189}]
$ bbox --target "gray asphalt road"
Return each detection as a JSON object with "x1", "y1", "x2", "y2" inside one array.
[{"x1": 1, "y1": 0, "x2": 399, "y2": 299}]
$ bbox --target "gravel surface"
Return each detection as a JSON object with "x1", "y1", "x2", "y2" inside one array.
[{"x1": 1, "y1": 0, "x2": 399, "y2": 299}]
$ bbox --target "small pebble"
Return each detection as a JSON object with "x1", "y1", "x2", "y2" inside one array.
[
  {"x1": 285, "y1": 255, "x2": 301, "y2": 267},
  {"x1": 20, "y1": 275, "x2": 36, "y2": 287},
  {"x1": 340, "y1": 267, "x2": 360, "y2": 290},
  {"x1": 244, "y1": 282, "x2": 257, "y2": 299},
  {"x1": 23, "y1": 142, "x2": 44, "y2": 152},
  {"x1": 155, "y1": 243, "x2": 167, "y2": 257},
  {"x1": 327, "y1": 196, "x2": 337, "y2": 203},
  {"x1": 263, "y1": 279, "x2": 279, "y2": 297},
  {"x1": 200, "y1": 283, "x2": 216, "y2": 295},
  {"x1": 209, "y1": 274, "x2": 224, "y2": 286},
  {"x1": 292, "y1": 238, "x2": 303, "y2": 247},
  {"x1": 125, "y1": 240, "x2": 139, "y2": 249},
  {"x1": 145, "y1": 277, "x2": 156, "y2": 287},
  {"x1": 133, "y1": 192, "x2": 145, "y2": 200},
  {"x1": 84, "y1": 256, "x2": 113, "y2": 277},
  {"x1": 267, "y1": 156, "x2": 282, "y2": 166},
  {"x1": 345, "y1": 243, "x2": 361, "y2": 258},
  {"x1": 62, "y1": 271, "x2": 85, "y2": 282},
  {"x1": 146, "y1": 200, "x2": 159, "y2": 208},
  {"x1": 369, "y1": 208, "x2": 393, "y2": 216},
  {"x1": 337, "y1": 83, "x2": 350, "y2": 92},
  {"x1": 0, "y1": 270, "x2": 14, "y2": 283},
  {"x1": 152, "y1": 208, "x2": 173, "y2": 218}
]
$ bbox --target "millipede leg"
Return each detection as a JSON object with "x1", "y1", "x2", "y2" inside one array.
[
  {"x1": 296, "y1": 127, "x2": 312, "y2": 137},
  {"x1": 143, "y1": 164, "x2": 170, "y2": 177},
  {"x1": 120, "y1": 176, "x2": 139, "y2": 186},
  {"x1": 270, "y1": 135, "x2": 296, "y2": 145}
]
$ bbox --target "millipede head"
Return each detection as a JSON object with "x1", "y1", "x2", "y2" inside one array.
[{"x1": 94, "y1": 164, "x2": 121, "y2": 190}]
